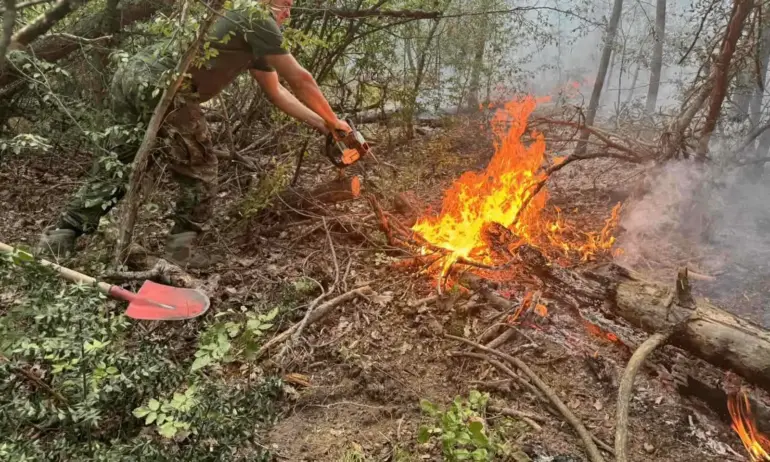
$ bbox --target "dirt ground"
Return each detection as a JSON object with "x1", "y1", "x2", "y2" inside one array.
[{"x1": 0, "y1": 111, "x2": 757, "y2": 461}]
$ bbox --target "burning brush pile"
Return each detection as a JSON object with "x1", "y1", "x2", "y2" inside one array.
[
  {"x1": 408, "y1": 96, "x2": 622, "y2": 285},
  {"x1": 368, "y1": 96, "x2": 770, "y2": 460}
]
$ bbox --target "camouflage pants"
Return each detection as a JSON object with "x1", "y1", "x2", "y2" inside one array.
[{"x1": 59, "y1": 57, "x2": 218, "y2": 235}]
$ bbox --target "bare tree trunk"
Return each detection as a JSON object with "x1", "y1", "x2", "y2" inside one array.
[
  {"x1": 406, "y1": 17, "x2": 441, "y2": 139},
  {"x1": 751, "y1": 30, "x2": 770, "y2": 179},
  {"x1": 624, "y1": 36, "x2": 648, "y2": 106},
  {"x1": 599, "y1": 47, "x2": 617, "y2": 109},
  {"x1": 615, "y1": 29, "x2": 629, "y2": 116},
  {"x1": 574, "y1": 0, "x2": 624, "y2": 156},
  {"x1": 0, "y1": 0, "x2": 16, "y2": 73},
  {"x1": 625, "y1": 62, "x2": 640, "y2": 105},
  {"x1": 749, "y1": 22, "x2": 770, "y2": 129},
  {"x1": 756, "y1": 126, "x2": 770, "y2": 157},
  {"x1": 645, "y1": 0, "x2": 666, "y2": 114},
  {"x1": 466, "y1": 5, "x2": 490, "y2": 110},
  {"x1": 731, "y1": 71, "x2": 753, "y2": 120},
  {"x1": 696, "y1": 0, "x2": 754, "y2": 161}
]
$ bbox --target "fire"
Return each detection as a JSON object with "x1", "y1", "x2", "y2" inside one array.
[
  {"x1": 728, "y1": 391, "x2": 770, "y2": 461},
  {"x1": 411, "y1": 95, "x2": 621, "y2": 279}
]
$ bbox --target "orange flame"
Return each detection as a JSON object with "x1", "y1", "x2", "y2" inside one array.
[
  {"x1": 411, "y1": 95, "x2": 621, "y2": 279},
  {"x1": 728, "y1": 391, "x2": 770, "y2": 461}
]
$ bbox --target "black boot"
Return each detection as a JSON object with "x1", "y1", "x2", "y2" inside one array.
[
  {"x1": 164, "y1": 231, "x2": 218, "y2": 269},
  {"x1": 36, "y1": 228, "x2": 78, "y2": 259}
]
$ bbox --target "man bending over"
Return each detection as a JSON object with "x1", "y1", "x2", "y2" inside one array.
[{"x1": 38, "y1": 0, "x2": 352, "y2": 267}]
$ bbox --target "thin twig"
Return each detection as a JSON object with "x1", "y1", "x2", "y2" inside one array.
[
  {"x1": 257, "y1": 285, "x2": 373, "y2": 359},
  {"x1": 488, "y1": 405, "x2": 544, "y2": 431},
  {"x1": 510, "y1": 148, "x2": 637, "y2": 229},
  {"x1": 616, "y1": 268, "x2": 695, "y2": 461},
  {"x1": 1, "y1": 356, "x2": 68, "y2": 405},
  {"x1": 280, "y1": 217, "x2": 341, "y2": 359},
  {"x1": 451, "y1": 351, "x2": 549, "y2": 406},
  {"x1": 44, "y1": 32, "x2": 113, "y2": 44},
  {"x1": 446, "y1": 334, "x2": 605, "y2": 462},
  {"x1": 678, "y1": 0, "x2": 720, "y2": 64}
]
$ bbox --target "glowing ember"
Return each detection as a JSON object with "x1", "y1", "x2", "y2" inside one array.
[
  {"x1": 728, "y1": 391, "x2": 770, "y2": 461},
  {"x1": 411, "y1": 95, "x2": 621, "y2": 279}
]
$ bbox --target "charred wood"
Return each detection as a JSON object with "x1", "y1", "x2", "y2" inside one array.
[{"x1": 515, "y1": 244, "x2": 770, "y2": 393}]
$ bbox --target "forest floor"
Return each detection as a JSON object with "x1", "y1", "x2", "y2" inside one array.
[{"x1": 0, "y1": 108, "x2": 755, "y2": 461}]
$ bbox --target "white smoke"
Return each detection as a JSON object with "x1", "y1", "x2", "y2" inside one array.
[{"x1": 615, "y1": 158, "x2": 770, "y2": 325}]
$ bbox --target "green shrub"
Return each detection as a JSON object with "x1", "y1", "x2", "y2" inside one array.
[{"x1": 0, "y1": 249, "x2": 282, "y2": 461}]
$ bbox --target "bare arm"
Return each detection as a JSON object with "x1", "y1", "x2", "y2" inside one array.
[
  {"x1": 263, "y1": 53, "x2": 350, "y2": 134},
  {"x1": 251, "y1": 69, "x2": 328, "y2": 134}
]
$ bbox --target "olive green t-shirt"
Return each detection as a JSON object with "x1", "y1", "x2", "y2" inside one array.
[{"x1": 188, "y1": 8, "x2": 288, "y2": 101}]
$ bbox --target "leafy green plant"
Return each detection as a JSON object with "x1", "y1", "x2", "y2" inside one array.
[
  {"x1": 0, "y1": 248, "x2": 282, "y2": 460},
  {"x1": 340, "y1": 443, "x2": 367, "y2": 461},
  {"x1": 417, "y1": 390, "x2": 512, "y2": 461},
  {"x1": 191, "y1": 307, "x2": 279, "y2": 371},
  {"x1": 239, "y1": 159, "x2": 293, "y2": 217},
  {"x1": 0, "y1": 133, "x2": 53, "y2": 155},
  {"x1": 133, "y1": 383, "x2": 199, "y2": 439}
]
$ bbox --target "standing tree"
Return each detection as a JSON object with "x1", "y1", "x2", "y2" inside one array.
[
  {"x1": 645, "y1": 0, "x2": 666, "y2": 114},
  {"x1": 696, "y1": 0, "x2": 755, "y2": 161},
  {"x1": 574, "y1": 0, "x2": 624, "y2": 157},
  {"x1": 749, "y1": 19, "x2": 770, "y2": 129}
]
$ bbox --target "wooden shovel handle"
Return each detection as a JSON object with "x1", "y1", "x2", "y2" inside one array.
[{"x1": 0, "y1": 241, "x2": 113, "y2": 295}]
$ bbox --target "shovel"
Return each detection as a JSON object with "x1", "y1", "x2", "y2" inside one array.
[{"x1": 0, "y1": 241, "x2": 210, "y2": 321}]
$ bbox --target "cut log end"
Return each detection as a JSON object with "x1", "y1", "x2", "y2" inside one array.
[
  {"x1": 272, "y1": 174, "x2": 363, "y2": 217},
  {"x1": 311, "y1": 174, "x2": 361, "y2": 204}
]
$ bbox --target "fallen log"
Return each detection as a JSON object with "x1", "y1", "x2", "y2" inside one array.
[
  {"x1": 514, "y1": 244, "x2": 770, "y2": 392},
  {"x1": 277, "y1": 174, "x2": 362, "y2": 213}
]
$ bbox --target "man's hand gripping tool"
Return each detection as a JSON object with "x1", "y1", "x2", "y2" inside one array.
[{"x1": 324, "y1": 119, "x2": 370, "y2": 168}]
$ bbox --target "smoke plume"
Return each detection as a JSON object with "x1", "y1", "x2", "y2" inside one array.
[{"x1": 615, "y1": 159, "x2": 770, "y2": 326}]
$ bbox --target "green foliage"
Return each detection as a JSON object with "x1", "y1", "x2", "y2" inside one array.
[
  {"x1": 0, "y1": 133, "x2": 53, "y2": 156},
  {"x1": 0, "y1": 250, "x2": 283, "y2": 460},
  {"x1": 191, "y1": 307, "x2": 279, "y2": 371},
  {"x1": 417, "y1": 391, "x2": 513, "y2": 461},
  {"x1": 239, "y1": 159, "x2": 293, "y2": 217},
  {"x1": 132, "y1": 383, "x2": 199, "y2": 439}
]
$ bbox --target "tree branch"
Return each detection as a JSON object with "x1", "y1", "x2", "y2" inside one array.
[
  {"x1": 678, "y1": 0, "x2": 720, "y2": 65},
  {"x1": 44, "y1": 32, "x2": 112, "y2": 44},
  {"x1": 446, "y1": 335, "x2": 606, "y2": 462},
  {"x1": 615, "y1": 332, "x2": 669, "y2": 462},
  {"x1": 0, "y1": 0, "x2": 173, "y2": 88},
  {"x1": 0, "y1": 0, "x2": 51, "y2": 12},
  {"x1": 9, "y1": 0, "x2": 74, "y2": 49},
  {"x1": 325, "y1": 8, "x2": 441, "y2": 19},
  {"x1": 439, "y1": 6, "x2": 603, "y2": 26}
]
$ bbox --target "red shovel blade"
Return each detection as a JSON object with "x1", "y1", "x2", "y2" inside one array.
[{"x1": 124, "y1": 280, "x2": 210, "y2": 321}]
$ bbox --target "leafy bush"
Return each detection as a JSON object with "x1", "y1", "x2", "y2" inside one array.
[
  {"x1": 0, "y1": 250, "x2": 282, "y2": 461},
  {"x1": 417, "y1": 391, "x2": 514, "y2": 461}
]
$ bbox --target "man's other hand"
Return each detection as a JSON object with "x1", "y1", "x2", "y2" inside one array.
[{"x1": 327, "y1": 118, "x2": 352, "y2": 141}]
